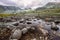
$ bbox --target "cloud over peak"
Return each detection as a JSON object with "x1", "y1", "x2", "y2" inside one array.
[{"x1": 0, "y1": 0, "x2": 60, "y2": 8}]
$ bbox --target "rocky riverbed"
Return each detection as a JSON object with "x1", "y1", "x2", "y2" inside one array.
[{"x1": 0, "y1": 16, "x2": 60, "y2": 40}]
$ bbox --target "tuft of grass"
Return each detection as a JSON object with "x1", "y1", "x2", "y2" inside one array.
[{"x1": 0, "y1": 14, "x2": 17, "y2": 18}]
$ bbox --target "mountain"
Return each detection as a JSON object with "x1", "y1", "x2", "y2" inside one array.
[
  {"x1": 0, "y1": 5, "x2": 21, "y2": 13},
  {"x1": 36, "y1": 2, "x2": 60, "y2": 10},
  {"x1": 44, "y1": 2, "x2": 60, "y2": 9}
]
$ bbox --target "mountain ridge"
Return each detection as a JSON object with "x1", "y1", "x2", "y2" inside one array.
[
  {"x1": 0, "y1": 5, "x2": 21, "y2": 13},
  {"x1": 36, "y1": 2, "x2": 60, "y2": 10}
]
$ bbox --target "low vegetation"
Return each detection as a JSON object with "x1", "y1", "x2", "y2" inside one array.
[{"x1": 0, "y1": 8, "x2": 60, "y2": 18}]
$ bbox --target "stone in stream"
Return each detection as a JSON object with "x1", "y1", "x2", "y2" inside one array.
[
  {"x1": 27, "y1": 22, "x2": 32, "y2": 24},
  {"x1": 13, "y1": 23, "x2": 19, "y2": 26},
  {"x1": 54, "y1": 20, "x2": 60, "y2": 25},
  {"x1": 51, "y1": 22, "x2": 59, "y2": 31},
  {"x1": 19, "y1": 21, "x2": 24, "y2": 23},
  {"x1": 51, "y1": 26, "x2": 59, "y2": 31}
]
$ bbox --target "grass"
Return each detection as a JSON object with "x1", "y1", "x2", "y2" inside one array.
[
  {"x1": 26, "y1": 8, "x2": 60, "y2": 17},
  {"x1": 0, "y1": 14, "x2": 17, "y2": 18},
  {"x1": 0, "y1": 8, "x2": 60, "y2": 18}
]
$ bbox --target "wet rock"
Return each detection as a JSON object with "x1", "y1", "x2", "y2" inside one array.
[
  {"x1": 27, "y1": 22, "x2": 32, "y2": 24},
  {"x1": 13, "y1": 23, "x2": 19, "y2": 26},
  {"x1": 19, "y1": 21, "x2": 24, "y2": 23},
  {"x1": 26, "y1": 18, "x2": 31, "y2": 21},
  {"x1": 51, "y1": 27, "x2": 59, "y2": 31},
  {"x1": 55, "y1": 21, "x2": 60, "y2": 25},
  {"x1": 51, "y1": 22, "x2": 59, "y2": 31}
]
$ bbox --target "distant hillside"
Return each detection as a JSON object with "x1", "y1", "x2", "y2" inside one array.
[
  {"x1": 0, "y1": 5, "x2": 21, "y2": 13},
  {"x1": 45, "y1": 2, "x2": 60, "y2": 8},
  {"x1": 36, "y1": 2, "x2": 60, "y2": 10}
]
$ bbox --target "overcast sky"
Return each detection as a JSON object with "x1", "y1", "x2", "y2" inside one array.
[{"x1": 0, "y1": 0, "x2": 60, "y2": 8}]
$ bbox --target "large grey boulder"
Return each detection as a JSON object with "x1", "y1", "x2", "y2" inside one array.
[{"x1": 10, "y1": 29, "x2": 22, "y2": 40}]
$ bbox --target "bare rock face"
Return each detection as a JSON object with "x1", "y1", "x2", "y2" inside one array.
[{"x1": 11, "y1": 29, "x2": 22, "y2": 40}]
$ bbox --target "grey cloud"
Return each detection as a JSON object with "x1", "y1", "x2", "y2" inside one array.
[
  {"x1": 0, "y1": 0, "x2": 60, "y2": 8},
  {"x1": 0, "y1": 0, "x2": 16, "y2": 6}
]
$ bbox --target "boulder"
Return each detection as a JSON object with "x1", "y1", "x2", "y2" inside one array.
[{"x1": 11, "y1": 29, "x2": 22, "y2": 39}]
